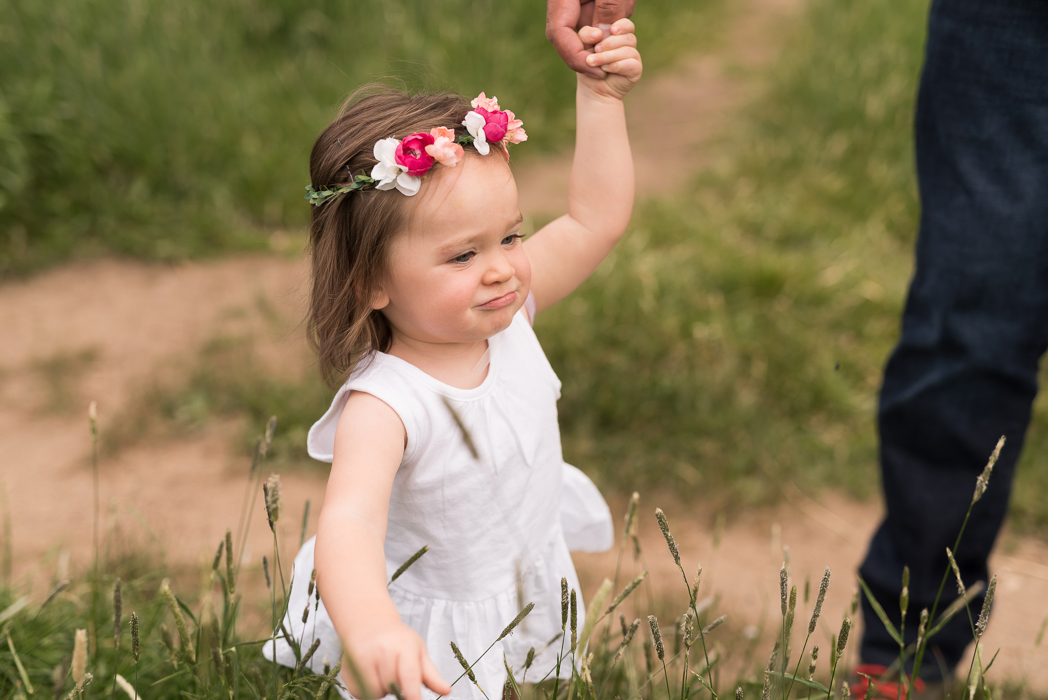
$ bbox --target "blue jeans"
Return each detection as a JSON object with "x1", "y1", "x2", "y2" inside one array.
[{"x1": 858, "y1": 0, "x2": 1048, "y2": 680}]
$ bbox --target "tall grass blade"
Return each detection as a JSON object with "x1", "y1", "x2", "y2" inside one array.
[{"x1": 856, "y1": 576, "x2": 902, "y2": 645}]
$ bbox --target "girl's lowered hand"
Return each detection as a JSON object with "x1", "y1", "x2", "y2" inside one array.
[
  {"x1": 341, "y1": 623, "x2": 452, "y2": 700},
  {"x1": 577, "y1": 18, "x2": 643, "y2": 99}
]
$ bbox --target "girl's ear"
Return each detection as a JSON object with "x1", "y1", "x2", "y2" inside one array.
[{"x1": 370, "y1": 286, "x2": 390, "y2": 311}]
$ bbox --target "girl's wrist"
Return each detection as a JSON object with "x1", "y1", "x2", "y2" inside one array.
[{"x1": 576, "y1": 73, "x2": 630, "y2": 104}]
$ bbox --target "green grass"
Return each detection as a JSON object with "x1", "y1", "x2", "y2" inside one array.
[
  {"x1": 1, "y1": 425, "x2": 1040, "y2": 699},
  {"x1": 0, "y1": 0, "x2": 725, "y2": 277}
]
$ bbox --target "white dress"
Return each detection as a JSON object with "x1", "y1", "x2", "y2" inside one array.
[{"x1": 265, "y1": 306, "x2": 614, "y2": 699}]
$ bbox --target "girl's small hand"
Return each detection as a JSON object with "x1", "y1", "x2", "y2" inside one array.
[
  {"x1": 341, "y1": 623, "x2": 452, "y2": 700},
  {"x1": 577, "y1": 18, "x2": 643, "y2": 99}
]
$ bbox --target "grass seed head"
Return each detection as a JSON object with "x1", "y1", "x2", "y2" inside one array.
[
  {"x1": 703, "y1": 613, "x2": 727, "y2": 637},
  {"x1": 615, "y1": 618, "x2": 640, "y2": 662},
  {"x1": 916, "y1": 608, "x2": 929, "y2": 649},
  {"x1": 946, "y1": 547, "x2": 965, "y2": 596},
  {"x1": 620, "y1": 614, "x2": 629, "y2": 638},
  {"x1": 973, "y1": 436, "x2": 1005, "y2": 505},
  {"x1": 624, "y1": 492, "x2": 639, "y2": 539},
  {"x1": 130, "y1": 612, "x2": 139, "y2": 662},
  {"x1": 683, "y1": 609, "x2": 695, "y2": 650},
  {"x1": 785, "y1": 585, "x2": 797, "y2": 640},
  {"x1": 72, "y1": 628, "x2": 87, "y2": 685},
  {"x1": 570, "y1": 590, "x2": 578, "y2": 650},
  {"x1": 647, "y1": 615, "x2": 665, "y2": 661},
  {"x1": 690, "y1": 563, "x2": 703, "y2": 606},
  {"x1": 389, "y1": 545, "x2": 429, "y2": 584},
  {"x1": 975, "y1": 575, "x2": 996, "y2": 638},
  {"x1": 524, "y1": 647, "x2": 536, "y2": 671},
  {"x1": 212, "y1": 539, "x2": 224, "y2": 572},
  {"x1": 655, "y1": 508, "x2": 680, "y2": 566},
  {"x1": 52, "y1": 658, "x2": 67, "y2": 695},
  {"x1": 450, "y1": 641, "x2": 476, "y2": 683},
  {"x1": 261, "y1": 416, "x2": 277, "y2": 458},
  {"x1": 607, "y1": 571, "x2": 647, "y2": 615},
  {"x1": 900, "y1": 566, "x2": 910, "y2": 618},
  {"x1": 73, "y1": 672, "x2": 94, "y2": 696},
  {"x1": 263, "y1": 555, "x2": 271, "y2": 589},
  {"x1": 264, "y1": 474, "x2": 282, "y2": 529},
  {"x1": 113, "y1": 578, "x2": 123, "y2": 647},
  {"x1": 809, "y1": 567, "x2": 830, "y2": 635},
  {"x1": 160, "y1": 578, "x2": 195, "y2": 661},
  {"x1": 498, "y1": 602, "x2": 534, "y2": 641},
  {"x1": 561, "y1": 577, "x2": 568, "y2": 627},
  {"x1": 842, "y1": 682, "x2": 850, "y2": 700},
  {"x1": 836, "y1": 617, "x2": 852, "y2": 658},
  {"x1": 225, "y1": 529, "x2": 236, "y2": 596},
  {"x1": 808, "y1": 644, "x2": 818, "y2": 680},
  {"x1": 779, "y1": 565, "x2": 789, "y2": 617},
  {"x1": 308, "y1": 568, "x2": 317, "y2": 597}
]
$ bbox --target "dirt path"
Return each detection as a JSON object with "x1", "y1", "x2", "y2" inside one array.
[{"x1": 2, "y1": 0, "x2": 1046, "y2": 688}]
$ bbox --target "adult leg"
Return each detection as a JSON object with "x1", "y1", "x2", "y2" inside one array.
[{"x1": 858, "y1": 0, "x2": 1048, "y2": 680}]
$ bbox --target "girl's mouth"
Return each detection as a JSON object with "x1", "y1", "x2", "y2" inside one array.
[{"x1": 477, "y1": 291, "x2": 517, "y2": 310}]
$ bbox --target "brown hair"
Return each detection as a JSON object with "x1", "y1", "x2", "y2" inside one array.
[{"x1": 307, "y1": 84, "x2": 506, "y2": 387}]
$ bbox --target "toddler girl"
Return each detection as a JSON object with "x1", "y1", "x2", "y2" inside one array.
[{"x1": 267, "y1": 19, "x2": 643, "y2": 700}]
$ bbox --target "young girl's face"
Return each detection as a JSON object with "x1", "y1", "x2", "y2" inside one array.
[{"x1": 373, "y1": 154, "x2": 531, "y2": 348}]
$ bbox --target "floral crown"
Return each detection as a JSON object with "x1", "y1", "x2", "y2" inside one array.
[{"x1": 305, "y1": 92, "x2": 526, "y2": 205}]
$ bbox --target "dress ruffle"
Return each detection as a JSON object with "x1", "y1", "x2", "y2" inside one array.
[{"x1": 264, "y1": 464, "x2": 611, "y2": 700}]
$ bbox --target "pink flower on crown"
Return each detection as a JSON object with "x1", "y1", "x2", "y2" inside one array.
[
  {"x1": 462, "y1": 92, "x2": 526, "y2": 156},
  {"x1": 471, "y1": 92, "x2": 500, "y2": 112},
  {"x1": 395, "y1": 133, "x2": 436, "y2": 177},
  {"x1": 504, "y1": 109, "x2": 527, "y2": 144},
  {"x1": 425, "y1": 126, "x2": 464, "y2": 167},
  {"x1": 475, "y1": 107, "x2": 508, "y2": 144}
]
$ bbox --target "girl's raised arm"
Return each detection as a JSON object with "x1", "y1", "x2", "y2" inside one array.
[
  {"x1": 314, "y1": 392, "x2": 451, "y2": 700},
  {"x1": 525, "y1": 18, "x2": 643, "y2": 313}
]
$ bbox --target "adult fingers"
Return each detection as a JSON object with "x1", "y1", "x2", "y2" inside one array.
[
  {"x1": 592, "y1": 0, "x2": 635, "y2": 26},
  {"x1": 547, "y1": 0, "x2": 606, "y2": 77},
  {"x1": 396, "y1": 653, "x2": 423, "y2": 700},
  {"x1": 420, "y1": 650, "x2": 453, "y2": 696}
]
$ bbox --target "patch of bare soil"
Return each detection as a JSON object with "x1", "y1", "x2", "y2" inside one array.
[{"x1": 1, "y1": 0, "x2": 1045, "y2": 688}]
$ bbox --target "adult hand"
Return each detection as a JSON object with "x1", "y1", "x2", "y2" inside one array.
[{"x1": 547, "y1": 0, "x2": 636, "y2": 78}]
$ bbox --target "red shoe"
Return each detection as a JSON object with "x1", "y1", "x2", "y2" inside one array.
[{"x1": 850, "y1": 664, "x2": 930, "y2": 700}]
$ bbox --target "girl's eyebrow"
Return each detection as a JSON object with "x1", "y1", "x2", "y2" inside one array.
[{"x1": 436, "y1": 214, "x2": 524, "y2": 257}]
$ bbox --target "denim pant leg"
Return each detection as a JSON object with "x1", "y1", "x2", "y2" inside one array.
[{"x1": 857, "y1": 0, "x2": 1048, "y2": 679}]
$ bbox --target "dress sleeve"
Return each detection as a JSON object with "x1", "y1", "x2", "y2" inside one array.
[
  {"x1": 525, "y1": 291, "x2": 537, "y2": 326},
  {"x1": 560, "y1": 463, "x2": 614, "y2": 552}
]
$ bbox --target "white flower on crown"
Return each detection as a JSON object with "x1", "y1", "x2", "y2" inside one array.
[
  {"x1": 370, "y1": 137, "x2": 421, "y2": 196},
  {"x1": 461, "y1": 111, "x2": 490, "y2": 156}
]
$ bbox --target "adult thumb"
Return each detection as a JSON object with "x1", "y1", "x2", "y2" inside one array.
[{"x1": 592, "y1": 0, "x2": 633, "y2": 27}]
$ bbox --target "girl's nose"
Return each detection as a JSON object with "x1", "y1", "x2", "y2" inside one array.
[{"x1": 482, "y1": 251, "x2": 515, "y2": 285}]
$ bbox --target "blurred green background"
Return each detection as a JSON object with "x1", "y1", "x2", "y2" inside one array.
[
  {"x1": 0, "y1": 0, "x2": 718, "y2": 275},
  {"x1": 4, "y1": 0, "x2": 1048, "y2": 538}
]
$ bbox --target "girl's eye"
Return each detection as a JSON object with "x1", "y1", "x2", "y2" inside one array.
[
  {"x1": 451, "y1": 251, "x2": 475, "y2": 264},
  {"x1": 502, "y1": 233, "x2": 523, "y2": 246}
]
